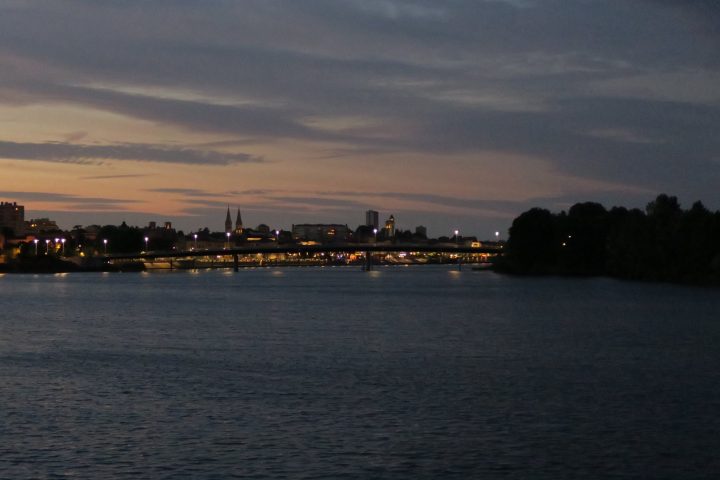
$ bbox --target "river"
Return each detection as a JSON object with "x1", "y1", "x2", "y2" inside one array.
[{"x1": 1, "y1": 266, "x2": 719, "y2": 478}]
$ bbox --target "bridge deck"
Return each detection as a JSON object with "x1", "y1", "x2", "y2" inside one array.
[{"x1": 106, "y1": 243, "x2": 503, "y2": 260}]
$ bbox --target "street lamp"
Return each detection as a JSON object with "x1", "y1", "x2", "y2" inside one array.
[
  {"x1": 103, "y1": 238, "x2": 108, "y2": 254},
  {"x1": 226, "y1": 232, "x2": 231, "y2": 249},
  {"x1": 454, "y1": 229, "x2": 461, "y2": 270},
  {"x1": 144, "y1": 236, "x2": 149, "y2": 251},
  {"x1": 495, "y1": 231, "x2": 500, "y2": 243},
  {"x1": 275, "y1": 229, "x2": 280, "y2": 243},
  {"x1": 61, "y1": 238, "x2": 66, "y2": 256},
  {"x1": 34, "y1": 238, "x2": 39, "y2": 256},
  {"x1": 45, "y1": 239, "x2": 50, "y2": 255},
  {"x1": 373, "y1": 228, "x2": 377, "y2": 242},
  {"x1": 193, "y1": 233, "x2": 198, "y2": 250}
]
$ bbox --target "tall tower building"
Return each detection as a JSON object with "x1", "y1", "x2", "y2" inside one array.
[
  {"x1": 235, "y1": 208, "x2": 243, "y2": 235},
  {"x1": 225, "y1": 206, "x2": 232, "y2": 234},
  {"x1": 384, "y1": 214, "x2": 395, "y2": 237},
  {"x1": 365, "y1": 210, "x2": 379, "y2": 229}
]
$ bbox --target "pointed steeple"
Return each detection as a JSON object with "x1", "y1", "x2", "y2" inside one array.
[
  {"x1": 225, "y1": 205, "x2": 232, "y2": 233},
  {"x1": 235, "y1": 208, "x2": 243, "y2": 234}
]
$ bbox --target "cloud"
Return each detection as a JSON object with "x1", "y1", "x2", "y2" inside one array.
[
  {"x1": 0, "y1": 190, "x2": 140, "y2": 205},
  {"x1": 63, "y1": 131, "x2": 88, "y2": 142},
  {"x1": 0, "y1": 140, "x2": 263, "y2": 165},
  {"x1": 82, "y1": 174, "x2": 151, "y2": 180},
  {"x1": 1, "y1": 0, "x2": 720, "y2": 226},
  {"x1": 145, "y1": 188, "x2": 220, "y2": 197}
]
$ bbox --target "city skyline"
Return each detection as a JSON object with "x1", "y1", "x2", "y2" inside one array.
[
  {"x1": 7, "y1": 202, "x2": 474, "y2": 241},
  {"x1": 1, "y1": 1, "x2": 719, "y2": 236}
]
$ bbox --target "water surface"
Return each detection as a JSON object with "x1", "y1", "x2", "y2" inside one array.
[{"x1": 1, "y1": 267, "x2": 719, "y2": 478}]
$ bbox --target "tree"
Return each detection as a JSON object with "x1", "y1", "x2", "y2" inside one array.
[
  {"x1": 506, "y1": 208, "x2": 559, "y2": 273},
  {"x1": 97, "y1": 224, "x2": 144, "y2": 253},
  {"x1": 558, "y1": 202, "x2": 608, "y2": 274}
]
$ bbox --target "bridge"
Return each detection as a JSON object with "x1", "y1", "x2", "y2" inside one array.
[{"x1": 105, "y1": 243, "x2": 503, "y2": 271}]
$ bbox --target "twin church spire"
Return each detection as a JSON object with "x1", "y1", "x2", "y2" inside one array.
[{"x1": 225, "y1": 206, "x2": 243, "y2": 234}]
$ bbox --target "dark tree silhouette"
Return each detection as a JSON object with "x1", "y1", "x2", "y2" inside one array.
[
  {"x1": 506, "y1": 208, "x2": 559, "y2": 273},
  {"x1": 500, "y1": 194, "x2": 720, "y2": 285}
]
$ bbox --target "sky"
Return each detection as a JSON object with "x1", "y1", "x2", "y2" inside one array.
[{"x1": 1, "y1": 0, "x2": 719, "y2": 239}]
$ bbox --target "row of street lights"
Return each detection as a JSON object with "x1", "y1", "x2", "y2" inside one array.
[
  {"x1": 32, "y1": 238, "x2": 108, "y2": 255},
  {"x1": 33, "y1": 237, "x2": 67, "y2": 255},
  {"x1": 30, "y1": 229, "x2": 502, "y2": 257}
]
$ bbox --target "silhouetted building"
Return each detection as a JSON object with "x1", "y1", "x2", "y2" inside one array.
[
  {"x1": 292, "y1": 224, "x2": 349, "y2": 243},
  {"x1": 0, "y1": 201, "x2": 24, "y2": 236},
  {"x1": 384, "y1": 215, "x2": 395, "y2": 237},
  {"x1": 415, "y1": 225, "x2": 427, "y2": 238},
  {"x1": 143, "y1": 220, "x2": 178, "y2": 250},
  {"x1": 365, "y1": 210, "x2": 379, "y2": 229},
  {"x1": 25, "y1": 217, "x2": 60, "y2": 235}
]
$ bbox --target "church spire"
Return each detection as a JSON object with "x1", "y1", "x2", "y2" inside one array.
[
  {"x1": 235, "y1": 208, "x2": 243, "y2": 234},
  {"x1": 225, "y1": 205, "x2": 232, "y2": 233}
]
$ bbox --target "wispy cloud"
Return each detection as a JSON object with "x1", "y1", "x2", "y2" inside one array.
[
  {"x1": 0, "y1": 140, "x2": 263, "y2": 165},
  {"x1": 145, "y1": 188, "x2": 219, "y2": 197},
  {"x1": 82, "y1": 174, "x2": 151, "y2": 180},
  {"x1": 0, "y1": 190, "x2": 140, "y2": 205}
]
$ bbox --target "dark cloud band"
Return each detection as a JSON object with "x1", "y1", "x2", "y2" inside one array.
[{"x1": 0, "y1": 140, "x2": 262, "y2": 165}]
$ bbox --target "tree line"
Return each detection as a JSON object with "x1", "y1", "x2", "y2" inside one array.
[{"x1": 498, "y1": 194, "x2": 720, "y2": 284}]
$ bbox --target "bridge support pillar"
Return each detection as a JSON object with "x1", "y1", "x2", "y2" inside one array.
[{"x1": 233, "y1": 254, "x2": 239, "y2": 272}]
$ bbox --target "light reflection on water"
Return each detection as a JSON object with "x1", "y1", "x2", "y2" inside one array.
[{"x1": 1, "y1": 266, "x2": 719, "y2": 478}]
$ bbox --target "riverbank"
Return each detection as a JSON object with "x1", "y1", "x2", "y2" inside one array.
[{"x1": 0, "y1": 257, "x2": 476, "y2": 274}]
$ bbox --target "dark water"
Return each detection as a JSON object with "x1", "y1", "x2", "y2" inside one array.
[{"x1": 1, "y1": 266, "x2": 719, "y2": 478}]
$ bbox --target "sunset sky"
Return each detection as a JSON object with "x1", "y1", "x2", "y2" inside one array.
[{"x1": 1, "y1": 0, "x2": 719, "y2": 238}]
